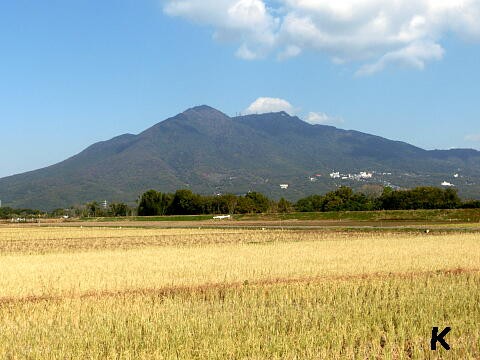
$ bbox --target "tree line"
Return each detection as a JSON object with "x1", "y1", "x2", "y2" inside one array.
[
  {"x1": 0, "y1": 202, "x2": 132, "y2": 219},
  {"x1": 295, "y1": 186, "x2": 466, "y2": 212},
  {"x1": 1, "y1": 186, "x2": 479, "y2": 219},
  {"x1": 0, "y1": 207, "x2": 44, "y2": 219},
  {"x1": 137, "y1": 189, "x2": 277, "y2": 216},
  {"x1": 137, "y1": 186, "x2": 480, "y2": 216}
]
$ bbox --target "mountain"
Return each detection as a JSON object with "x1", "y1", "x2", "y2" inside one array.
[{"x1": 1, "y1": 105, "x2": 480, "y2": 210}]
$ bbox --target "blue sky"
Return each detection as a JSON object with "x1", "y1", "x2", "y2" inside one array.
[{"x1": 1, "y1": 0, "x2": 479, "y2": 178}]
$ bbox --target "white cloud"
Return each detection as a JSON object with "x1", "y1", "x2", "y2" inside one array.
[
  {"x1": 306, "y1": 112, "x2": 344, "y2": 125},
  {"x1": 244, "y1": 98, "x2": 344, "y2": 126},
  {"x1": 278, "y1": 45, "x2": 302, "y2": 60},
  {"x1": 163, "y1": 0, "x2": 480, "y2": 73},
  {"x1": 244, "y1": 97, "x2": 295, "y2": 114},
  {"x1": 164, "y1": 0, "x2": 278, "y2": 59},
  {"x1": 465, "y1": 134, "x2": 480, "y2": 142},
  {"x1": 356, "y1": 41, "x2": 445, "y2": 76}
]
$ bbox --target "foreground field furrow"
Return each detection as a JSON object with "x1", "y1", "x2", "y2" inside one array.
[
  {"x1": 0, "y1": 227, "x2": 265, "y2": 254},
  {"x1": 2, "y1": 227, "x2": 479, "y2": 254},
  {"x1": 0, "y1": 228, "x2": 347, "y2": 254},
  {"x1": 0, "y1": 233, "x2": 479, "y2": 298},
  {"x1": 0, "y1": 267, "x2": 478, "y2": 306},
  {"x1": 1, "y1": 273, "x2": 479, "y2": 359}
]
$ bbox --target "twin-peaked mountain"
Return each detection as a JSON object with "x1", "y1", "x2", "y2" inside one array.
[{"x1": 1, "y1": 105, "x2": 480, "y2": 209}]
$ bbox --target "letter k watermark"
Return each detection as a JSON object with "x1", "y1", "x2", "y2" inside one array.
[{"x1": 431, "y1": 327, "x2": 451, "y2": 350}]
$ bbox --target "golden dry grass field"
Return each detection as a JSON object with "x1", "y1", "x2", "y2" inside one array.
[{"x1": 0, "y1": 226, "x2": 479, "y2": 359}]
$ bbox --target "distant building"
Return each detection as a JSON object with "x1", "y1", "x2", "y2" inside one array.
[
  {"x1": 441, "y1": 181, "x2": 454, "y2": 187},
  {"x1": 280, "y1": 184, "x2": 289, "y2": 189},
  {"x1": 359, "y1": 171, "x2": 373, "y2": 179}
]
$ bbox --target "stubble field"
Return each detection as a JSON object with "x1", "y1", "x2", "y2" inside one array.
[{"x1": 0, "y1": 226, "x2": 479, "y2": 359}]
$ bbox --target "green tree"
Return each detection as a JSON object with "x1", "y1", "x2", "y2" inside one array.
[
  {"x1": 222, "y1": 194, "x2": 239, "y2": 214},
  {"x1": 236, "y1": 196, "x2": 256, "y2": 214},
  {"x1": 378, "y1": 186, "x2": 461, "y2": 210},
  {"x1": 296, "y1": 195, "x2": 325, "y2": 212},
  {"x1": 168, "y1": 189, "x2": 202, "y2": 215},
  {"x1": 137, "y1": 190, "x2": 172, "y2": 216},
  {"x1": 85, "y1": 201, "x2": 100, "y2": 217},
  {"x1": 245, "y1": 192, "x2": 270, "y2": 213},
  {"x1": 109, "y1": 202, "x2": 129, "y2": 217},
  {"x1": 277, "y1": 197, "x2": 291, "y2": 213}
]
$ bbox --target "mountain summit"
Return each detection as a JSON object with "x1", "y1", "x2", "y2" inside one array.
[{"x1": 1, "y1": 106, "x2": 479, "y2": 209}]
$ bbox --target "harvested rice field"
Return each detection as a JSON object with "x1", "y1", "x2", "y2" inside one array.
[{"x1": 0, "y1": 226, "x2": 478, "y2": 359}]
